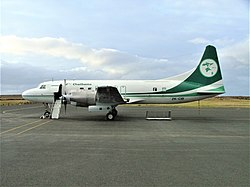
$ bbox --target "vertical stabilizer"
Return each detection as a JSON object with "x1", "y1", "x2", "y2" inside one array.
[
  {"x1": 166, "y1": 45, "x2": 225, "y2": 94},
  {"x1": 187, "y1": 45, "x2": 223, "y2": 85}
]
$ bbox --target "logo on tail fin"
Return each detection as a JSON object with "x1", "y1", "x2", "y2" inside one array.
[{"x1": 200, "y1": 59, "x2": 218, "y2": 77}]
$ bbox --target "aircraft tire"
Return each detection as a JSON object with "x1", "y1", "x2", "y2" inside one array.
[
  {"x1": 106, "y1": 112, "x2": 115, "y2": 121},
  {"x1": 40, "y1": 115, "x2": 46, "y2": 119},
  {"x1": 112, "y1": 109, "x2": 118, "y2": 117}
]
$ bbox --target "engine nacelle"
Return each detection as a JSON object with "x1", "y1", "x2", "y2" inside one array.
[
  {"x1": 88, "y1": 105, "x2": 112, "y2": 112},
  {"x1": 64, "y1": 90, "x2": 96, "y2": 107}
]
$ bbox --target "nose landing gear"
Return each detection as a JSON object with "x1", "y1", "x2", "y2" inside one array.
[
  {"x1": 40, "y1": 103, "x2": 52, "y2": 119},
  {"x1": 40, "y1": 110, "x2": 51, "y2": 119}
]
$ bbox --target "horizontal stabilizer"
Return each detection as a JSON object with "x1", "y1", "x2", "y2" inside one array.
[
  {"x1": 197, "y1": 85, "x2": 225, "y2": 95},
  {"x1": 197, "y1": 91, "x2": 225, "y2": 94}
]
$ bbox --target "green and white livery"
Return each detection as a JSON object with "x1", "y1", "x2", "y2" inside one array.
[{"x1": 22, "y1": 45, "x2": 225, "y2": 120}]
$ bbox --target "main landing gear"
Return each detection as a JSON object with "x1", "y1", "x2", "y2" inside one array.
[
  {"x1": 40, "y1": 103, "x2": 52, "y2": 119},
  {"x1": 106, "y1": 108, "x2": 118, "y2": 121}
]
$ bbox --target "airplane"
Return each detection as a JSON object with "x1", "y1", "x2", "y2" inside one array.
[{"x1": 22, "y1": 45, "x2": 225, "y2": 120}]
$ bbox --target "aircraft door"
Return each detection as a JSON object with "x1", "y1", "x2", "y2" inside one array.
[{"x1": 54, "y1": 84, "x2": 62, "y2": 101}]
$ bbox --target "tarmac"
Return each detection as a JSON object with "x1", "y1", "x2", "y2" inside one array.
[{"x1": 1, "y1": 104, "x2": 249, "y2": 187}]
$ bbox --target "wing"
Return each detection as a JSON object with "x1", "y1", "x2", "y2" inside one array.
[{"x1": 96, "y1": 86, "x2": 126, "y2": 106}]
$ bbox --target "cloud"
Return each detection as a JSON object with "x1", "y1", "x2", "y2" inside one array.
[
  {"x1": 0, "y1": 35, "x2": 172, "y2": 78},
  {"x1": 218, "y1": 38, "x2": 249, "y2": 96},
  {"x1": 1, "y1": 35, "x2": 249, "y2": 95},
  {"x1": 1, "y1": 35, "x2": 192, "y2": 94},
  {"x1": 188, "y1": 37, "x2": 249, "y2": 66},
  {"x1": 0, "y1": 35, "x2": 95, "y2": 64},
  {"x1": 219, "y1": 38, "x2": 249, "y2": 65},
  {"x1": 1, "y1": 61, "x2": 52, "y2": 94},
  {"x1": 0, "y1": 35, "x2": 140, "y2": 68},
  {"x1": 189, "y1": 37, "x2": 211, "y2": 45},
  {"x1": 181, "y1": 37, "x2": 249, "y2": 95}
]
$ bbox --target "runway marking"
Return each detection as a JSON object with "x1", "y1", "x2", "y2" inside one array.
[
  {"x1": 16, "y1": 120, "x2": 51, "y2": 135},
  {"x1": 0, "y1": 119, "x2": 42, "y2": 135}
]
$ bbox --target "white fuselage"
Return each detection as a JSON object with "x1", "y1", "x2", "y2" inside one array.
[{"x1": 22, "y1": 79, "x2": 217, "y2": 105}]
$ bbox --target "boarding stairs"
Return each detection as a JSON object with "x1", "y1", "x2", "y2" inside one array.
[
  {"x1": 146, "y1": 110, "x2": 172, "y2": 120},
  {"x1": 51, "y1": 100, "x2": 62, "y2": 119}
]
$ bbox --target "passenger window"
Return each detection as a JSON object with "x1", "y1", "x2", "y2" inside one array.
[
  {"x1": 88, "y1": 87, "x2": 92, "y2": 90},
  {"x1": 153, "y1": 87, "x2": 157, "y2": 91}
]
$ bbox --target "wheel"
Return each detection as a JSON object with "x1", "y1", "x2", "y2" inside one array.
[
  {"x1": 40, "y1": 115, "x2": 46, "y2": 119},
  {"x1": 112, "y1": 109, "x2": 118, "y2": 117},
  {"x1": 44, "y1": 111, "x2": 50, "y2": 115},
  {"x1": 44, "y1": 113, "x2": 50, "y2": 118},
  {"x1": 106, "y1": 112, "x2": 115, "y2": 121}
]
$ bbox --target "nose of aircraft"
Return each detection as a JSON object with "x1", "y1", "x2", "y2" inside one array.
[
  {"x1": 22, "y1": 89, "x2": 35, "y2": 101},
  {"x1": 22, "y1": 89, "x2": 29, "y2": 100},
  {"x1": 22, "y1": 87, "x2": 53, "y2": 103}
]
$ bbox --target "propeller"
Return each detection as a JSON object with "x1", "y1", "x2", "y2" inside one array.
[
  {"x1": 62, "y1": 79, "x2": 67, "y2": 95},
  {"x1": 61, "y1": 79, "x2": 67, "y2": 114},
  {"x1": 63, "y1": 98, "x2": 67, "y2": 114}
]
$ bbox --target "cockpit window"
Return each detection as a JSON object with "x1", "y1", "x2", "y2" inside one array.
[{"x1": 39, "y1": 85, "x2": 46, "y2": 89}]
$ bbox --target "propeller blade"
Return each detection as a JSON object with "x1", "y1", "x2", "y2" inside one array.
[
  {"x1": 62, "y1": 79, "x2": 67, "y2": 95},
  {"x1": 61, "y1": 79, "x2": 67, "y2": 114},
  {"x1": 64, "y1": 100, "x2": 67, "y2": 114}
]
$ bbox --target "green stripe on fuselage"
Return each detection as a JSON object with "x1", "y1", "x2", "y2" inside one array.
[{"x1": 123, "y1": 93, "x2": 202, "y2": 98}]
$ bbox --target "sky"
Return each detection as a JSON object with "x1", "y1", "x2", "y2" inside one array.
[{"x1": 0, "y1": 0, "x2": 249, "y2": 95}]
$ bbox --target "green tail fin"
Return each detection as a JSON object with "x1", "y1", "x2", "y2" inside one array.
[
  {"x1": 187, "y1": 45, "x2": 222, "y2": 85},
  {"x1": 166, "y1": 45, "x2": 224, "y2": 94}
]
